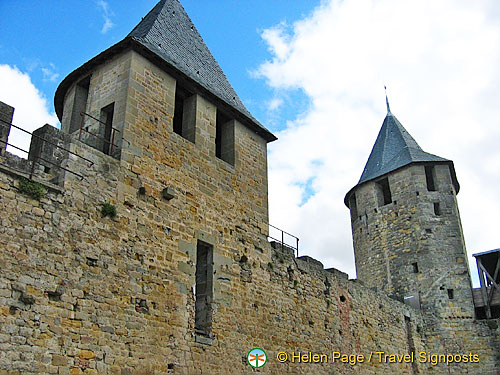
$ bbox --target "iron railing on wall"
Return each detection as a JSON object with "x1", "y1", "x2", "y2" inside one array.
[
  {"x1": 268, "y1": 223, "x2": 299, "y2": 257},
  {"x1": 78, "y1": 112, "x2": 120, "y2": 156},
  {"x1": 0, "y1": 119, "x2": 93, "y2": 180}
]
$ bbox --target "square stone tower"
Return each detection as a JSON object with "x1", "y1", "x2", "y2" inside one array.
[{"x1": 53, "y1": 0, "x2": 276, "y2": 343}]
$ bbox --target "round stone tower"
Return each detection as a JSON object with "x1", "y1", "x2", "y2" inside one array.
[{"x1": 344, "y1": 100, "x2": 474, "y2": 319}]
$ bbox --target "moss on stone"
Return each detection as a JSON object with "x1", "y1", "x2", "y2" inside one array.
[
  {"x1": 17, "y1": 178, "x2": 46, "y2": 200},
  {"x1": 100, "y1": 202, "x2": 117, "y2": 218}
]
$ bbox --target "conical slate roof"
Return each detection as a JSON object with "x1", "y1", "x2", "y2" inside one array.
[
  {"x1": 55, "y1": 0, "x2": 276, "y2": 142},
  {"x1": 358, "y1": 111, "x2": 448, "y2": 185},
  {"x1": 344, "y1": 107, "x2": 459, "y2": 206}
]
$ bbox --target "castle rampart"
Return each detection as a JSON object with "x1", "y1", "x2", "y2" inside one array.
[{"x1": 0, "y1": 129, "x2": 498, "y2": 373}]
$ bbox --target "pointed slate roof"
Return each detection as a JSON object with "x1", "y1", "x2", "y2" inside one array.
[
  {"x1": 344, "y1": 107, "x2": 459, "y2": 206},
  {"x1": 358, "y1": 111, "x2": 449, "y2": 184},
  {"x1": 55, "y1": 0, "x2": 276, "y2": 142}
]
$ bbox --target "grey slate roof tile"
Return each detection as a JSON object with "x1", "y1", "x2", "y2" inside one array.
[
  {"x1": 358, "y1": 111, "x2": 449, "y2": 185},
  {"x1": 344, "y1": 108, "x2": 459, "y2": 206},
  {"x1": 344, "y1": 109, "x2": 460, "y2": 207}
]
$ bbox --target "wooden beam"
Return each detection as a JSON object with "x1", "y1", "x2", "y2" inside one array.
[
  {"x1": 473, "y1": 288, "x2": 500, "y2": 307},
  {"x1": 477, "y1": 258, "x2": 491, "y2": 319},
  {"x1": 479, "y1": 262, "x2": 499, "y2": 288},
  {"x1": 493, "y1": 256, "x2": 500, "y2": 283},
  {"x1": 486, "y1": 258, "x2": 500, "y2": 306}
]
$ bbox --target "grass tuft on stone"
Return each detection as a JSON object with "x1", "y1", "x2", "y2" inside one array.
[
  {"x1": 18, "y1": 178, "x2": 46, "y2": 200},
  {"x1": 100, "y1": 202, "x2": 117, "y2": 218}
]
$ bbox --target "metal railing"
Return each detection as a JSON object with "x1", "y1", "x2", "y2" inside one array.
[
  {"x1": 0, "y1": 119, "x2": 93, "y2": 180},
  {"x1": 78, "y1": 112, "x2": 120, "y2": 156},
  {"x1": 268, "y1": 223, "x2": 299, "y2": 257}
]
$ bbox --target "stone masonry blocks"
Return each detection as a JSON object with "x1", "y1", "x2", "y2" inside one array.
[{"x1": 0, "y1": 101, "x2": 14, "y2": 153}]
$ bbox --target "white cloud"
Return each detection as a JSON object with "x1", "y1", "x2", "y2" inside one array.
[
  {"x1": 97, "y1": 0, "x2": 115, "y2": 34},
  {"x1": 101, "y1": 18, "x2": 114, "y2": 34},
  {"x1": 258, "y1": 0, "x2": 500, "y2": 283},
  {"x1": 267, "y1": 97, "x2": 284, "y2": 111},
  {"x1": 261, "y1": 23, "x2": 292, "y2": 62},
  {"x1": 0, "y1": 65, "x2": 59, "y2": 157},
  {"x1": 41, "y1": 63, "x2": 59, "y2": 82}
]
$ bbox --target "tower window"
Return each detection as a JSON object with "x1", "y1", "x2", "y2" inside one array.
[
  {"x1": 69, "y1": 76, "x2": 90, "y2": 134},
  {"x1": 74, "y1": 77, "x2": 90, "y2": 128},
  {"x1": 195, "y1": 240, "x2": 213, "y2": 337},
  {"x1": 215, "y1": 109, "x2": 235, "y2": 165},
  {"x1": 375, "y1": 177, "x2": 392, "y2": 206},
  {"x1": 412, "y1": 262, "x2": 419, "y2": 273},
  {"x1": 433, "y1": 202, "x2": 441, "y2": 216},
  {"x1": 100, "y1": 103, "x2": 114, "y2": 155},
  {"x1": 173, "y1": 85, "x2": 195, "y2": 143},
  {"x1": 425, "y1": 166, "x2": 437, "y2": 191},
  {"x1": 349, "y1": 193, "x2": 358, "y2": 219},
  {"x1": 447, "y1": 289, "x2": 454, "y2": 300}
]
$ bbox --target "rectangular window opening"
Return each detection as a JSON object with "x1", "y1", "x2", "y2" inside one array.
[
  {"x1": 215, "y1": 109, "x2": 235, "y2": 166},
  {"x1": 100, "y1": 103, "x2": 114, "y2": 155},
  {"x1": 173, "y1": 85, "x2": 195, "y2": 143},
  {"x1": 412, "y1": 262, "x2": 419, "y2": 273},
  {"x1": 425, "y1": 165, "x2": 437, "y2": 191},
  {"x1": 69, "y1": 76, "x2": 90, "y2": 133},
  {"x1": 375, "y1": 177, "x2": 392, "y2": 206},
  {"x1": 447, "y1": 289, "x2": 454, "y2": 300},
  {"x1": 195, "y1": 240, "x2": 214, "y2": 337},
  {"x1": 404, "y1": 316, "x2": 418, "y2": 374},
  {"x1": 349, "y1": 193, "x2": 358, "y2": 219},
  {"x1": 433, "y1": 202, "x2": 441, "y2": 216}
]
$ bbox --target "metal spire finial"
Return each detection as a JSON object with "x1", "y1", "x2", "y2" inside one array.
[{"x1": 384, "y1": 85, "x2": 391, "y2": 114}]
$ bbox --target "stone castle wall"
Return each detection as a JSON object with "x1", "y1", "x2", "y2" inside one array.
[
  {"x1": 347, "y1": 163, "x2": 500, "y2": 374},
  {"x1": 0, "y1": 44, "x2": 499, "y2": 374},
  {"x1": 0, "y1": 146, "x2": 427, "y2": 375},
  {"x1": 1, "y1": 149, "x2": 498, "y2": 375},
  {"x1": 0, "y1": 102, "x2": 14, "y2": 154}
]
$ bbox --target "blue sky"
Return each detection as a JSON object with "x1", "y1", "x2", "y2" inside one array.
[{"x1": 1, "y1": 0, "x2": 500, "y2": 287}]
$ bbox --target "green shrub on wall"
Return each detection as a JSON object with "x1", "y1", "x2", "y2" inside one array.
[
  {"x1": 17, "y1": 178, "x2": 46, "y2": 200},
  {"x1": 100, "y1": 202, "x2": 117, "y2": 218}
]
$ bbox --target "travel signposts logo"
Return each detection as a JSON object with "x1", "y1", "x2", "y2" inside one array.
[{"x1": 247, "y1": 348, "x2": 267, "y2": 368}]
